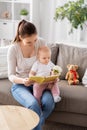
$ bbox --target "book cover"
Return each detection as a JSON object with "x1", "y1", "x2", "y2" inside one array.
[{"x1": 29, "y1": 75, "x2": 58, "y2": 84}]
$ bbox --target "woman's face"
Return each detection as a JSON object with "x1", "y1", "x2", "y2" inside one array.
[{"x1": 20, "y1": 34, "x2": 38, "y2": 47}]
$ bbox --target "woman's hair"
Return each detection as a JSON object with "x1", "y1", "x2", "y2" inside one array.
[{"x1": 14, "y1": 20, "x2": 37, "y2": 42}]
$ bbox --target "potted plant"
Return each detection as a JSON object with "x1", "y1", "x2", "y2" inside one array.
[
  {"x1": 20, "y1": 8, "x2": 29, "y2": 20},
  {"x1": 54, "y1": 0, "x2": 87, "y2": 33}
]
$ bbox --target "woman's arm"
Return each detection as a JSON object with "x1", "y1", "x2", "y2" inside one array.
[
  {"x1": 7, "y1": 45, "x2": 31, "y2": 85},
  {"x1": 7, "y1": 45, "x2": 18, "y2": 83}
]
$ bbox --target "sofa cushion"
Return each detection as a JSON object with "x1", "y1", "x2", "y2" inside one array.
[
  {"x1": 44, "y1": 120, "x2": 87, "y2": 130},
  {"x1": 46, "y1": 112, "x2": 87, "y2": 128},
  {"x1": 0, "y1": 79, "x2": 20, "y2": 105},
  {"x1": 55, "y1": 80, "x2": 87, "y2": 115},
  {"x1": 57, "y1": 44, "x2": 87, "y2": 81}
]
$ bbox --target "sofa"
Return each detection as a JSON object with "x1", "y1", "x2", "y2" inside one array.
[{"x1": 0, "y1": 43, "x2": 87, "y2": 130}]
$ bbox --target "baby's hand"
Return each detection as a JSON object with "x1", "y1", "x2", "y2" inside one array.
[{"x1": 48, "y1": 78, "x2": 58, "y2": 84}]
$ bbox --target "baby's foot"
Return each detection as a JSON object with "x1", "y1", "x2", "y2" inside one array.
[{"x1": 54, "y1": 96, "x2": 61, "y2": 103}]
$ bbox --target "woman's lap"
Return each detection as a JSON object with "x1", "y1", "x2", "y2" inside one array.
[
  {"x1": 11, "y1": 84, "x2": 41, "y2": 115},
  {"x1": 11, "y1": 84, "x2": 55, "y2": 130}
]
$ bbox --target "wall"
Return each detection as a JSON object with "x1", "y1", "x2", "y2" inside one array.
[
  {"x1": 32, "y1": 0, "x2": 40, "y2": 35},
  {"x1": 39, "y1": 0, "x2": 87, "y2": 44}
]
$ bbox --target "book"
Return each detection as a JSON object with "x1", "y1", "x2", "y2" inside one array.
[{"x1": 29, "y1": 75, "x2": 58, "y2": 84}]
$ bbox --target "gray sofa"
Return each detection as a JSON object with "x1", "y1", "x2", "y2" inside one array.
[{"x1": 1, "y1": 43, "x2": 87, "y2": 130}]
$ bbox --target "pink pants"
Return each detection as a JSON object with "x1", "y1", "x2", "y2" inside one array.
[{"x1": 33, "y1": 81, "x2": 60, "y2": 104}]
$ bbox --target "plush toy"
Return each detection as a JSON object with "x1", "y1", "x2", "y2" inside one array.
[
  {"x1": 51, "y1": 65, "x2": 62, "y2": 82},
  {"x1": 65, "y1": 64, "x2": 79, "y2": 85},
  {"x1": 52, "y1": 65, "x2": 62, "y2": 76}
]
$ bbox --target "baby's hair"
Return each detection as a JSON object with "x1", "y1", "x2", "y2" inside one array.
[
  {"x1": 37, "y1": 46, "x2": 51, "y2": 56},
  {"x1": 14, "y1": 20, "x2": 37, "y2": 42}
]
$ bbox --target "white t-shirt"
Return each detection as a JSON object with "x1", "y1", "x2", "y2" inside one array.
[
  {"x1": 30, "y1": 60, "x2": 55, "y2": 76},
  {"x1": 7, "y1": 37, "x2": 46, "y2": 82}
]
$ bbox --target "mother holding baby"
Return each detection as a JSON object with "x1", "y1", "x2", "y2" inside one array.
[{"x1": 7, "y1": 20, "x2": 55, "y2": 130}]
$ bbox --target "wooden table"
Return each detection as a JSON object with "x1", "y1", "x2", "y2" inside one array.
[{"x1": 0, "y1": 105, "x2": 39, "y2": 130}]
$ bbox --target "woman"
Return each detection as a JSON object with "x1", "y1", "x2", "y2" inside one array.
[{"x1": 7, "y1": 20, "x2": 55, "y2": 130}]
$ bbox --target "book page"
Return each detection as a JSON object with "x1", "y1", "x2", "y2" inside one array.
[{"x1": 29, "y1": 75, "x2": 58, "y2": 84}]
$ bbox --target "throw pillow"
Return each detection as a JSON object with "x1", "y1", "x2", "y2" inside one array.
[
  {"x1": 48, "y1": 43, "x2": 59, "y2": 64},
  {"x1": 57, "y1": 44, "x2": 87, "y2": 81},
  {"x1": 0, "y1": 45, "x2": 10, "y2": 78}
]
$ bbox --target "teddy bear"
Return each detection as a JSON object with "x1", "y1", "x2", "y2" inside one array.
[{"x1": 65, "y1": 64, "x2": 79, "y2": 85}]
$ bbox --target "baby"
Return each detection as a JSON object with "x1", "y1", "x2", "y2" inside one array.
[{"x1": 29, "y1": 46, "x2": 62, "y2": 105}]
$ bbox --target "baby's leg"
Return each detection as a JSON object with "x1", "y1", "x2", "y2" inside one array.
[
  {"x1": 51, "y1": 81, "x2": 61, "y2": 103},
  {"x1": 33, "y1": 83, "x2": 46, "y2": 105}
]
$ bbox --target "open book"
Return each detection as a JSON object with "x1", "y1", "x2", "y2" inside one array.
[{"x1": 29, "y1": 75, "x2": 58, "y2": 84}]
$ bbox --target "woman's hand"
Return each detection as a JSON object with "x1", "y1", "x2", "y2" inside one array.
[{"x1": 23, "y1": 78, "x2": 34, "y2": 87}]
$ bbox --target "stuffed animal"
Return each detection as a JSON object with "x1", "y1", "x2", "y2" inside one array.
[
  {"x1": 65, "y1": 64, "x2": 79, "y2": 85},
  {"x1": 50, "y1": 65, "x2": 62, "y2": 82},
  {"x1": 52, "y1": 65, "x2": 62, "y2": 76}
]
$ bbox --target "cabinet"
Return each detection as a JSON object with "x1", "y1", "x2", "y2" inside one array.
[
  {"x1": 0, "y1": 21, "x2": 14, "y2": 39},
  {"x1": 0, "y1": 0, "x2": 33, "y2": 40}
]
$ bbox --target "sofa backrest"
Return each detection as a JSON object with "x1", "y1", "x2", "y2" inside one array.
[
  {"x1": 48, "y1": 43, "x2": 59, "y2": 64},
  {"x1": 56, "y1": 44, "x2": 87, "y2": 81}
]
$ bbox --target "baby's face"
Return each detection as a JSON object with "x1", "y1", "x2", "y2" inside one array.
[{"x1": 39, "y1": 51, "x2": 51, "y2": 64}]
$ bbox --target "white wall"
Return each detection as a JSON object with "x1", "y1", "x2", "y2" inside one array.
[
  {"x1": 39, "y1": 0, "x2": 68, "y2": 42},
  {"x1": 32, "y1": 0, "x2": 40, "y2": 35}
]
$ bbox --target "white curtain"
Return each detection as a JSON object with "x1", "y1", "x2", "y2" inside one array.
[{"x1": 40, "y1": 0, "x2": 87, "y2": 44}]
